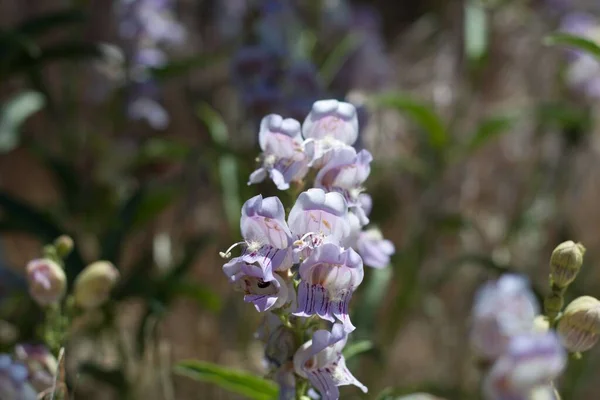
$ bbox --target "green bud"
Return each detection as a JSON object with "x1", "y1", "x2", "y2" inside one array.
[
  {"x1": 73, "y1": 261, "x2": 119, "y2": 309},
  {"x1": 533, "y1": 315, "x2": 550, "y2": 333},
  {"x1": 557, "y1": 296, "x2": 600, "y2": 352},
  {"x1": 544, "y1": 292, "x2": 564, "y2": 320},
  {"x1": 550, "y1": 240, "x2": 585, "y2": 288},
  {"x1": 54, "y1": 235, "x2": 74, "y2": 258}
]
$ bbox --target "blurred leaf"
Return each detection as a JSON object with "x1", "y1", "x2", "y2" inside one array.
[
  {"x1": 132, "y1": 186, "x2": 180, "y2": 228},
  {"x1": 197, "y1": 103, "x2": 229, "y2": 145},
  {"x1": 467, "y1": 114, "x2": 516, "y2": 151},
  {"x1": 544, "y1": 32, "x2": 600, "y2": 60},
  {"x1": 354, "y1": 267, "x2": 392, "y2": 335},
  {"x1": 464, "y1": 1, "x2": 488, "y2": 62},
  {"x1": 175, "y1": 360, "x2": 279, "y2": 400},
  {"x1": 151, "y1": 53, "x2": 223, "y2": 81},
  {"x1": 320, "y1": 33, "x2": 360, "y2": 86},
  {"x1": 79, "y1": 363, "x2": 128, "y2": 391},
  {"x1": 0, "y1": 91, "x2": 45, "y2": 152},
  {"x1": 370, "y1": 93, "x2": 449, "y2": 150},
  {"x1": 167, "y1": 281, "x2": 222, "y2": 313},
  {"x1": 16, "y1": 9, "x2": 86, "y2": 36},
  {"x1": 100, "y1": 187, "x2": 146, "y2": 264},
  {"x1": 6, "y1": 42, "x2": 102, "y2": 75},
  {"x1": 343, "y1": 340, "x2": 374, "y2": 360},
  {"x1": 135, "y1": 138, "x2": 190, "y2": 166},
  {"x1": 219, "y1": 155, "x2": 241, "y2": 229}
]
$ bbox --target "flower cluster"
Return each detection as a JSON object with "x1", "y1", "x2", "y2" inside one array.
[
  {"x1": 470, "y1": 240, "x2": 599, "y2": 399},
  {"x1": 115, "y1": 0, "x2": 185, "y2": 129},
  {"x1": 222, "y1": 100, "x2": 394, "y2": 399}
]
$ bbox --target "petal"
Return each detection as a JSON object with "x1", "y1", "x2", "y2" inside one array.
[
  {"x1": 248, "y1": 168, "x2": 268, "y2": 185},
  {"x1": 259, "y1": 114, "x2": 302, "y2": 157},
  {"x1": 241, "y1": 196, "x2": 292, "y2": 248},
  {"x1": 288, "y1": 189, "x2": 349, "y2": 241}
]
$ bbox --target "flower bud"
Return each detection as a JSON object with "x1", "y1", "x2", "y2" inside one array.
[
  {"x1": 557, "y1": 296, "x2": 600, "y2": 352},
  {"x1": 26, "y1": 259, "x2": 66, "y2": 306},
  {"x1": 54, "y1": 235, "x2": 74, "y2": 258},
  {"x1": 550, "y1": 240, "x2": 585, "y2": 288},
  {"x1": 73, "y1": 261, "x2": 119, "y2": 309}
]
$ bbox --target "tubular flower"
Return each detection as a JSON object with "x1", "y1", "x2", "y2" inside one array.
[
  {"x1": 294, "y1": 243, "x2": 364, "y2": 332},
  {"x1": 249, "y1": 114, "x2": 314, "y2": 190},
  {"x1": 293, "y1": 323, "x2": 367, "y2": 400},
  {"x1": 470, "y1": 274, "x2": 538, "y2": 360},
  {"x1": 356, "y1": 228, "x2": 395, "y2": 268}
]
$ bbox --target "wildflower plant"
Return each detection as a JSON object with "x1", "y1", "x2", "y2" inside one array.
[
  {"x1": 219, "y1": 99, "x2": 395, "y2": 399},
  {"x1": 470, "y1": 240, "x2": 600, "y2": 400}
]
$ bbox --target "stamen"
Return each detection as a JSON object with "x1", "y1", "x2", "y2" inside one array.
[{"x1": 219, "y1": 241, "x2": 246, "y2": 259}]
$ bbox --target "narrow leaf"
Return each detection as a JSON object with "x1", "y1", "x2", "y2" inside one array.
[
  {"x1": 467, "y1": 114, "x2": 516, "y2": 151},
  {"x1": 0, "y1": 91, "x2": 45, "y2": 152},
  {"x1": 175, "y1": 360, "x2": 278, "y2": 400},
  {"x1": 343, "y1": 340, "x2": 374, "y2": 360},
  {"x1": 370, "y1": 93, "x2": 449, "y2": 150},
  {"x1": 320, "y1": 33, "x2": 361, "y2": 86},
  {"x1": 545, "y1": 32, "x2": 600, "y2": 60},
  {"x1": 465, "y1": 1, "x2": 488, "y2": 61}
]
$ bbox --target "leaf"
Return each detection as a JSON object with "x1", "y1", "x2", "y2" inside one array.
[
  {"x1": 544, "y1": 32, "x2": 600, "y2": 60},
  {"x1": 135, "y1": 138, "x2": 190, "y2": 166},
  {"x1": 132, "y1": 186, "x2": 180, "y2": 228},
  {"x1": 0, "y1": 91, "x2": 45, "y2": 152},
  {"x1": 342, "y1": 340, "x2": 374, "y2": 360},
  {"x1": 464, "y1": 1, "x2": 488, "y2": 62},
  {"x1": 150, "y1": 53, "x2": 224, "y2": 81},
  {"x1": 467, "y1": 114, "x2": 516, "y2": 151},
  {"x1": 354, "y1": 267, "x2": 393, "y2": 335},
  {"x1": 370, "y1": 93, "x2": 449, "y2": 150},
  {"x1": 320, "y1": 33, "x2": 361, "y2": 86},
  {"x1": 219, "y1": 155, "x2": 241, "y2": 229},
  {"x1": 167, "y1": 281, "x2": 222, "y2": 313},
  {"x1": 196, "y1": 103, "x2": 229, "y2": 145},
  {"x1": 175, "y1": 360, "x2": 279, "y2": 400},
  {"x1": 16, "y1": 9, "x2": 86, "y2": 36}
]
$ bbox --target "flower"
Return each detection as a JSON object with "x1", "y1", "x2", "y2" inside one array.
[
  {"x1": 470, "y1": 275, "x2": 538, "y2": 360},
  {"x1": 302, "y1": 100, "x2": 359, "y2": 167},
  {"x1": 356, "y1": 228, "x2": 395, "y2": 268},
  {"x1": 241, "y1": 194, "x2": 293, "y2": 251},
  {"x1": 223, "y1": 250, "x2": 293, "y2": 312},
  {"x1": 557, "y1": 296, "x2": 600, "y2": 352},
  {"x1": 288, "y1": 189, "x2": 351, "y2": 257},
  {"x1": 0, "y1": 354, "x2": 37, "y2": 400},
  {"x1": 73, "y1": 261, "x2": 120, "y2": 309},
  {"x1": 483, "y1": 333, "x2": 566, "y2": 400},
  {"x1": 295, "y1": 243, "x2": 364, "y2": 332},
  {"x1": 549, "y1": 241, "x2": 585, "y2": 289},
  {"x1": 315, "y1": 147, "x2": 372, "y2": 213},
  {"x1": 293, "y1": 323, "x2": 367, "y2": 400},
  {"x1": 26, "y1": 259, "x2": 67, "y2": 306},
  {"x1": 248, "y1": 114, "x2": 314, "y2": 190},
  {"x1": 14, "y1": 344, "x2": 57, "y2": 392}
]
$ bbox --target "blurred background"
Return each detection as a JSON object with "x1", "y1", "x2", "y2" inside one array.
[{"x1": 2, "y1": 0, "x2": 600, "y2": 398}]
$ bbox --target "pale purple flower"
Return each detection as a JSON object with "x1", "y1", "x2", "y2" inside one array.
[
  {"x1": 302, "y1": 100, "x2": 359, "y2": 167},
  {"x1": 241, "y1": 194, "x2": 293, "y2": 251},
  {"x1": 249, "y1": 114, "x2": 314, "y2": 190},
  {"x1": 315, "y1": 147, "x2": 372, "y2": 216},
  {"x1": 0, "y1": 354, "x2": 37, "y2": 400},
  {"x1": 288, "y1": 189, "x2": 351, "y2": 258},
  {"x1": 222, "y1": 249, "x2": 292, "y2": 312},
  {"x1": 14, "y1": 344, "x2": 56, "y2": 392},
  {"x1": 356, "y1": 228, "x2": 395, "y2": 268},
  {"x1": 293, "y1": 323, "x2": 367, "y2": 400},
  {"x1": 294, "y1": 243, "x2": 364, "y2": 332},
  {"x1": 127, "y1": 97, "x2": 169, "y2": 129},
  {"x1": 483, "y1": 333, "x2": 566, "y2": 400},
  {"x1": 471, "y1": 275, "x2": 539, "y2": 360}
]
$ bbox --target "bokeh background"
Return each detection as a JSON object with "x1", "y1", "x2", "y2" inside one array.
[{"x1": 2, "y1": 0, "x2": 600, "y2": 398}]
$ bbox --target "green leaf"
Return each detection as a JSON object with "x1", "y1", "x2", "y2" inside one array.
[
  {"x1": 219, "y1": 155, "x2": 241, "y2": 229},
  {"x1": 196, "y1": 103, "x2": 229, "y2": 145},
  {"x1": 354, "y1": 267, "x2": 393, "y2": 335},
  {"x1": 343, "y1": 340, "x2": 374, "y2": 360},
  {"x1": 167, "y1": 281, "x2": 222, "y2": 313},
  {"x1": 467, "y1": 114, "x2": 516, "y2": 151},
  {"x1": 150, "y1": 53, "x2": 224, "y2": 81},
  {"x1": 0, "y1": 91, "x2": 45, "y2": 152},
  {"x1": 175, "y1": 360, "x2": 279, "y2": 400},
  {"x1": 465, "y1": 1, "x2": 488, "y2": 61},
  {"x1": 132, "y1": 186, "x2": 180, "y2": 228},
  {"x1": 544, "y1": 32, "x2": 600, "y2": 60},
  {"x1": 370, "y1": 93, "x2": 449, "y2": 150},
  {"x1": 135, "y1": 138, "x2": 190, "y2": 166},
  {"x1": 16, "y1": 9, "x2": 86, "y2": 36}
]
